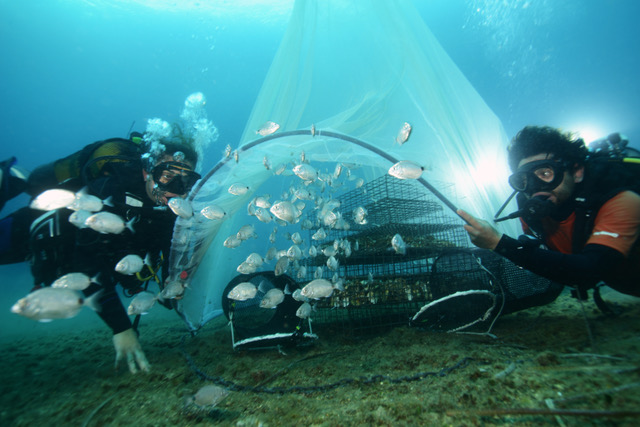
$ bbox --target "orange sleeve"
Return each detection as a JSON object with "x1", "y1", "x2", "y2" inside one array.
[{"x1": 586, "y1": 191, "x2": 640, "y2": 257}]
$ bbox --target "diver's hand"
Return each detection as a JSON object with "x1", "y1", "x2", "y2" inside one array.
[
  {"x1": 112, "y1": 328, "x2": 150, "y2": 374},
  {"x1": 457, "y1": 209, "x2": 503, "y2": 250}
]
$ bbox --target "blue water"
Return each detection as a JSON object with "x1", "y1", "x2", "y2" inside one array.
[{"x1": 1, "y1": 0, "x2": 639, "y2": 333}]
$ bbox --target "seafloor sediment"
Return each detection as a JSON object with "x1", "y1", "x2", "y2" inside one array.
[{"x1": 1, "y1": 289, "x2": 639, "y2": 427}]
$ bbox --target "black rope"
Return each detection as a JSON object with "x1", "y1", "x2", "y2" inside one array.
[{"x1": 179, "y1": 336, "x2": 474, "y2": 395}]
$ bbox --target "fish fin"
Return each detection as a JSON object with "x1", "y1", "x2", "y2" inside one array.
[
  {"x1": 38, "y1": 318, "x2": 54, "y2": 323},
  {"x1": 283, "y1": 284, "x2": 291, "y2": 295},
  {"x1": 103, "y1": 195, "x2": 114, "y2": 207},
  {"x1": 84, "y1": 289, "x2": 104, "y2": 312},
  {"x1": 126, "y1": 218, "x2": 136, "y2": 234},
  {"x1": 257, "y1": 280, "x2": 269, "y2": 294},
  {"x1": 91, "y1": 272, "x2": 101, "y2": 286}
]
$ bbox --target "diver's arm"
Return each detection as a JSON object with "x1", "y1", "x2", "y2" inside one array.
[{"x1": 494, "y1": 235, "x2": 624, "y2": 287}]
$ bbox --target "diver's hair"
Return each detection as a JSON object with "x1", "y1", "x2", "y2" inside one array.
[
  {"x1": 147, "y1": 124, "x2": 199, "y2": 169},
  {"x1": 507, "y1": 125, "x2": 589, "y2": 172}
]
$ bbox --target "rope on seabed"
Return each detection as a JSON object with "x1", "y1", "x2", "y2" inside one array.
[{"x1": 178, "y1": 336, "x2": 475, "y2": 394}]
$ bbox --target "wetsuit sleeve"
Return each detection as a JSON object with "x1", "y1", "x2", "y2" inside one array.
[{"x1": 494, "y1": 235, "x2": 624, "y2": 288}]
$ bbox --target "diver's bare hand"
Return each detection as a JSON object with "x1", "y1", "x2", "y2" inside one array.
[
  {"x1": 457, "y1": 209, "x2": 503, "y2": 250},
  {"x1": 112, "y1": 328, "x2": 150, "y2": 374}
]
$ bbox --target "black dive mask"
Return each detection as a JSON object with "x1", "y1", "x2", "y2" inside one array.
[
  {"x1": 151, "y1": 161, "x2": 201, "y2": 195},
  {"x1": 508, "y1": 159, "x2": 569, "y2": 195}
]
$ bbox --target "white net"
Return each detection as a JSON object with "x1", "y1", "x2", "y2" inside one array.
[{"x1": 170, "y1": 0, "x2": 516, "y2": 331}]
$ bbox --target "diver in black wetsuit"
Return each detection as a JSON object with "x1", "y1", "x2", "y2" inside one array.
[{"x1": 0, "y1": 131, "x2": 200, "y2": 373}]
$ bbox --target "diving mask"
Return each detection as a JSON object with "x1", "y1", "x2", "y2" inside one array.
[
  {"x1": 508, "y1": 159, "x2": 569, "y2": 195},
  {"x1": 151, "y1": 161, "x2": 201, "y2": 195}
]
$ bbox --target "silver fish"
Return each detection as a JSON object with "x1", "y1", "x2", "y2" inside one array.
[
  {"x1": 168, "y1": 198, "x2": 193, "y2": 218},
  {"x1": 293, "y1": 164, "x2": 318, "y2": 181},
  {"x1": 265, "y1": 247, "x2": 278, "y2": 261},
  {"x1": 287, "y1": 244, "x2": 302, "y2": 260},
  {"x1": 51, "y1": 272, "x2": 100, "y2": 290},
  {"x1": 201, "y1": 205, "x2": 226, "y2": 220},
  {"x1": 191, "y1": 385, "x2": 229, "y2": 408},
  {"x1": 391, "y1": 233, "x2": 407, "y2": 255},
  {"x1": 274, "y1": 256, "x2": 289, "y2": 276},
  {"x1": 115, "y1": 254, "x2": 150, "y2": 275},
  {"x1": 160, "y1": 280, "x2": 185, "y2": 299},
  {"x1": 255, "y1": 207, "x2": 273, "y2": 223},
  {"x1": 237, "y1": 261, "x2": 257, "y2": 274},
  {"x1": 228, "y1": 183, "x2": 250, "y2": 196},
  {"x1": 353, "y1": 206, "x2": 368, "y2": 225},
  {"x1": 395, "y1": 122, "x2": 412, "y2": 145},
  {"x1": 292, "y1": 289, "x2": 308, "y2": 302},
  {"x1": 314, "y1": 266, "x2": 324, "y2": 279},
  {"x1": 308, "y1": 245, "x2": 318, "y2": 257},
  {"x1": 312, "y1": 228, "x2": 327, "y2": 241},
  {"x1": 11, "y1": 287, "x2": 101, "y2": 321},
  {"x1": 263, "y1": 155, "x2": 272, "y2": 170},
  {"x1": 326, "y1": 255, "x2": 339, "y2": 271},
  {"x1": 270, "y1": 201, "x2": 300, "y2": 223},
  {"x1": 223, "y1": 235, "x2": 242, "y2": 248},
  {"x1": 260, "y1": 288, "x2": 285, "y2": 309},
  {"x1": 256, "y1": 120, "x2": 280, "y2": 136},
  {"x1": 69, "y1": 189, "x2": 113, "y2": 212},
  {"x1": 127, "y1": 291, "x2": 157, "y2": 315},
  {"x1": 296, "y1": 302, "x2": 312, "y2": 319},
  {"x1": 86, "y1": 212, "x2": 135, "y2": 234},
  {"x1": 227, "y1": 282, "x2": 257, "y2": 301},
  {"x1": 296, "y1": 266, "x2": 307, "y2": 280},
  {"x1": 245, "y1": 253, "x2": 264, "y2": 267},
  {"x1": 224, "y1": 144, "x2": 232, "y2": 158},
  {"x1": 291, "y1": 232, "x2": 303, "y2": 245},
  {"x1": 30, "y1": 189, "x2": 76, "y2": 211},
  {"x1": 254, "y1": 196, "x2": 272, "y2": 209},
  {"x1": 301, "y1": 279, "x2": 335, "y2": 299},
  {"x1": 69, "y1": 209, "x2": 92, "y2": 229},
  {"x1": 237, "y1": 224, "x2": 257, "y2": 240},
  {"x1": 388, "y1": 160, "x2": 424, "y2": 180},
  {"x1": 311, "y1": 123, "x2": 316, "y2": 137}
]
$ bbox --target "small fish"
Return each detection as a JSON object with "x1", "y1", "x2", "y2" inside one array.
[
  {"x1": 354, "y1": 177, "x2": 365, "y2": 188},
  {"x1": 69, "y1": 209, "x2": 92, "y2": 229},
  {"x1": 268, "y1": 227, "x2": 277, "y2": 244},
  {"x1": 274, "y1": 163, "x2": 287, "y2": 175},
  {"x1": 296, "y1": 302, "x2": 312, "y2": 319},
  {"x1": 159, "y1": 280, "x2": 185, "y2": 299},
  {"x1": 236, "y1": 224, "x2": 257, "y2": 240},
  {"x1": 274, "y1": 256, "x2": 289, "y2": 276},
  {"x1": 223, "y1": 235, "x2": 242, "y2": 248},
  {"x1": 191, "y1": 385, "x2": 229, "y2": 408},
  {"x1": 292, "y1": 164, "x2": 318, "y2": 181},
  {"x1": 296, "y1": 266, "x2": 307, "y2": 280},
  {"x1": 388, "y1": 160, "x2": 424, "y2": 180},
  {"x1": 308, "y1": 245, "x2": 318, "y2": 257},
  {"x1": 265, "y1": 247, "x2": 278, "y2": 261},
  {"x1": 391, "y1": 233, "x2": 407, "y2": 255},
  {"x1": 233, "y1": 150, "x2": 239, "y2": 163},
  {"x1": 263, "y1": 155, "x2": 272, "y2": 170},
  {"x1": 291, "y1": 232, "x2": 303, "y2": 245},
  {"x1": 86, "y1": 212, "x2": 135, "y2": 234},
  {"x1": 237, "y1": 261, "x2": 257, "y2": 275},
  {"x1": 69, "y1": 189, "x2": 113, "y2": 212},
  {"x1": 292, "y1": 289, "x2": 308, "y2": 302},
  {"x1": 228, "y1": 183, "x2": 250, "y2": 196},
  {"x1": 256, "y1": 120, "x2": 280, "y2": 136},
  {"x1": 314, "y1": 266, "x2": 324, "y2": 279},
  {"x1": 312, "y1": 228, "x2": 327, "y2": 241},
  {"x1": 115, "y1": 254, "x2": 151, "y2": 275},
  {"x1": 51, "y1": 272, "x2": 100, "y2": 290},
  {"x1": 224, "y1": 144, "x2": 232, "y2": 158},
  {"x1": 245, "y1": 253, "x2": 264, "y2": 267},
  {"x1": 260, "y1": 288, "x2": 285, "y2": 309},
  {"x1": 301, "y1": 279, "x2": 337, "y2": 299},
  {"x1": 395, "y1": 122, "x2": 412, "y2": 145},
  {"x1": 353, "y1": 206, "x2": 368, "y2": 225},
  {"x1": 127, "y1": 291, "x2": 157, "y2": 315},
  {"x1": 30, "y1": 189, "x2": 76, "y2": 211},
  {"x1": 326, "y1": 255, "x2": 339, "y2": 271},
  {"x1": 201, "y1": 205, "x2": 226, "y2": 220},
  {"x1": 11, "y1": 288, "x2": 102, "y2": 322},
  {"x1": 255, "y1": 207, "x2": 273, "y2": 223},
  {"x1": 168, "y1": 198, "x2": 193, "y2": 218},
  {"x1": 301, "y1": 219, "x2": 314, "y2": 230},
  {"x1": 333, "y1": 163, "x2": 343, "y2": 179},
  {"x1": 269, "y1": 201, "x2": 300, "y2": 224},
  {"x1": 227, "y1": 282, "x2": 257, "y2": 301},
  {"x1": 287, "y1": 244, "x2": 302, "y2": 260},
  {"x1": 253, "y1": 196, "x2": 271, "y2": 209}
]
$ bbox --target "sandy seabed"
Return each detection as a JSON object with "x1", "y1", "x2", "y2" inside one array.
[{"x1": 1, "y1": 288, "x2": 639, "y2": 427}]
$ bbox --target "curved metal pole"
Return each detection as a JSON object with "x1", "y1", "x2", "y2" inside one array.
[{"x1": 190, "y1": 128, "x2": 467, "y2": 223}]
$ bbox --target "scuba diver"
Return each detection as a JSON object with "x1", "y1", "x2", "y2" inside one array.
[
  {"x1": 0, "y1": 128, "x2": 201, "y2": 373},
  {"x1": 459, "y1": 125, "x2": 640, "y2": 301}
]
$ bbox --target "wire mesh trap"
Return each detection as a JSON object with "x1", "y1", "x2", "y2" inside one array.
[{"x1": 296, "y1": 174, "x2": 562, "y2": 334}]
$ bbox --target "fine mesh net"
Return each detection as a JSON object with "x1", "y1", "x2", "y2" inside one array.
[{"x1": 168, "y1": 0, "x2": 525, "y2": 332}]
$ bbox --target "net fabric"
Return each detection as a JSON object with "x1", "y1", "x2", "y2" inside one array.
[{"x1": 170, "y1": 0, "x2": 516, "y2": 331}]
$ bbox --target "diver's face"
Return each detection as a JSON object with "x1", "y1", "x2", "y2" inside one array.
[
  {"x1": 516, "y1": 153, "x2": 583, "y2": 205},
  {"x1": 144, "y1": 155, "x2": 196, "y2": 206}
]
